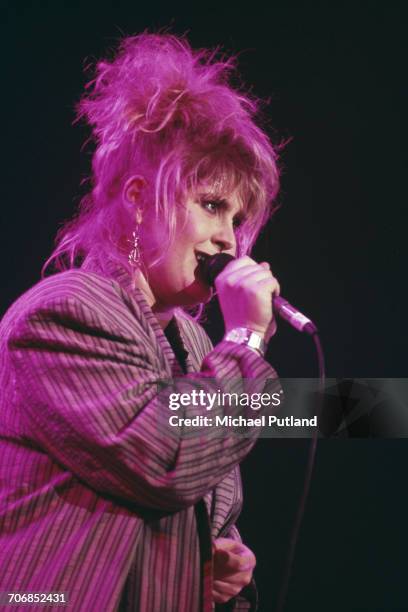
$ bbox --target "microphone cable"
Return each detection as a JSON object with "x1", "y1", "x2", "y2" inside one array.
[{"x1": 275, "y1": 331, "x2": 325, "y2": 612}]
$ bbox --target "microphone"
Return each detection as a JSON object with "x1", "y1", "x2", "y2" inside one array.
[{"x1": 200, "y1": 253, "x2": 318, "y2": 335}]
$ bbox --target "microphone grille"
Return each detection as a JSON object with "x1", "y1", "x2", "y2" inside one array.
[{"x1": 201, "y1": 253, "x2": 235, "y2": 287}]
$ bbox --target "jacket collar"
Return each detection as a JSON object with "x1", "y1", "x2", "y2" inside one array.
[{"x1": 81, "y1": 256, "x2": 194, "y2": 375}]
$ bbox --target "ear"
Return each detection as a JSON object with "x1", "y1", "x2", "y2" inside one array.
[{"x1": 123, "y1": 176, "x2": 147, "y2": 221}]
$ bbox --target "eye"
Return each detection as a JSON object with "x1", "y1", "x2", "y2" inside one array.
[
  {"x1": 201, "y1": 200, "x2": 220, "y2": 214},
  {"x1": 200, "y1": 198, "x2": 245, "y2": 231}
]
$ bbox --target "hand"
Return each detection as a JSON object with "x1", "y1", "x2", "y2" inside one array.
[
  {"x1": 215, "y1": 256, "x2": 280, "y2": 338},
  {"x1": 212, "y1": 537, "x2": 256, "y2": 604}
]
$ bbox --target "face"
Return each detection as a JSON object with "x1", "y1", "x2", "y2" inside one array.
[{"x1": 141, "y1": 188, "x2": 246, "y2": 310}]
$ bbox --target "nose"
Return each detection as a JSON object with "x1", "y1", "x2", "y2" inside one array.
[{"x1": 211, "y1": 220, "x2": 236, "y2": 254}]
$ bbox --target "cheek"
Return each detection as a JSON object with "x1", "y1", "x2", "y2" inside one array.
[
  {"x1": 140, "y1": 224, "x2": 166, "y2": 258},
  {"x1": 183, "y1": 206, "x2": 211, "y2": 237}
]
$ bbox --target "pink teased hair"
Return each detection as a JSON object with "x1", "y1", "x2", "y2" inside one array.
[{"x1": 44, "y1": 32, "x2": 281, "y2": 275}]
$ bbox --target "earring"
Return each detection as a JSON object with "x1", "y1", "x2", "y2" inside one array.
[{"x1": 128, "y1": 227, "x2": 141, "y2": 267}]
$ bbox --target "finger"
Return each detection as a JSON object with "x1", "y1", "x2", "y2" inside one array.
[
  {"x1": 221, "y1": 267, "x2": 274, "y2": 289},
  {"x1": 213, "y1": 579, "x2": 242, "y2": 593},
  {"x1": 214, "y1": 548, "x2": 256, "y2": 573},
  {"x1": 213, "y1": 537, "x2": 240, "y2": 551},
  {"x1": 216, "y1": 255, "x2": 256, "y2": 277},
  {"x1": 213, "y1": 538, "x2": 257, "y2": 569},
  {"x1": 214, "y1": 550, "x2": 242, "y2": 573},
  {"x1": 259, "y1": 264, "x2": 281, "y2": 296},
  {"x1": 213, "y1": 538, "x2": 256, "y2": 560},
  {"x1": 218, "y1": 263, "x2": 271, "y2": 286},
  {"x1": 214, "y1": 568, "x2": 253, "y2": 586},
  {"x1": 213, "y1": 571, "x2": 253, "y2": 601},
  {"x1": 256, "y1": 276, "x2": 280, "y2": 296},
  {"x1": 224, "y1": 264, "x2": 279, "y2": 291},
  {"x1": 213, "y1": 579, "x2": 247, "y2": 603}
]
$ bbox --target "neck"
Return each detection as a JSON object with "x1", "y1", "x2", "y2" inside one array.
[{"x1": 132, "y1": 268, "x2": 175, "y2": 329}]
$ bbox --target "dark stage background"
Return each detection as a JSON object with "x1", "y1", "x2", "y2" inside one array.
[{"x1": 2, "y1": 2, "x2": 407, "y2": 611}]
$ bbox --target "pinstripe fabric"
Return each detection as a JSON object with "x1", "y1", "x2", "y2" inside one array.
[{"x1": 0, "y1": 264, "x2": 281, "y2": 611}]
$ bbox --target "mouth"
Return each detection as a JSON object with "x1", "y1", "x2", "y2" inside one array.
[{"x1": 195, "y1": 251, "x2": 211, "y2": 265}]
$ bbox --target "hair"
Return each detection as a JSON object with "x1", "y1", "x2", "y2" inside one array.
[{"x1": 44, "y1": 32, "x2": 281, "y2": 278}]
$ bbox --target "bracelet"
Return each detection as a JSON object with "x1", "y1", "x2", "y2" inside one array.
[{"x1": 223, "y1": 327, "x2": 266, "y2": 357}]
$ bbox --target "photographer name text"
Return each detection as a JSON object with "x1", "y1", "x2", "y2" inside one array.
[{"x1": 168, "y1": 415, "x2": 317, "y2": 428}]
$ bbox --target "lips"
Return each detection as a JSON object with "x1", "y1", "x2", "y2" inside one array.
[{"x1": 195, "y1": 251, "x2": 211, "y2": 264}]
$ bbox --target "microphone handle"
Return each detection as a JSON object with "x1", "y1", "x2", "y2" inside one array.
[{"x1": 273, "y1": 296, "x2": 317, "y2": 335}]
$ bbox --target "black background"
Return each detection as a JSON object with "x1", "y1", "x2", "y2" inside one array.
[{"x1": 2, "y1": 2, "x2": 407, "y2": 610}]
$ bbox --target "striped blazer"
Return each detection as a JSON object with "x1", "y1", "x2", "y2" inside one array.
[{"x1": 0, "y1": 263, "x2": 280, "y2": 611}]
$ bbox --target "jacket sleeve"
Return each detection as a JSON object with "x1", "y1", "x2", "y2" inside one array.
[{"x1": 6, "y1": 273, "x2": 281, "y2": 512}]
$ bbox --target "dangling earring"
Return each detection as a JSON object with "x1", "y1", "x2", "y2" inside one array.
[{"x1": 128, "y1": 226, "x2": 141, "y2": 267}]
